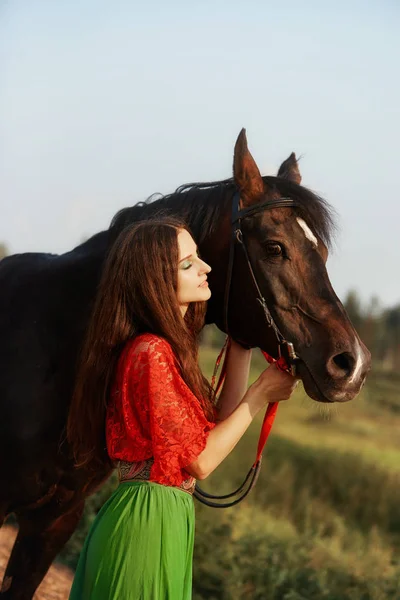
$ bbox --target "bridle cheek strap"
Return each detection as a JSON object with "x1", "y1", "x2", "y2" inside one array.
[{"x1": 224, "y1": 190, "x2": 299, "y2": 375}]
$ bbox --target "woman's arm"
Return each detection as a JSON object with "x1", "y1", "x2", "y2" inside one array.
[
  {"x1": 216, "y1": 340, "x2": 252, "y2": 421},
  {"x1": 186, "y1": 365, "x2": 298, "y2": 480}
]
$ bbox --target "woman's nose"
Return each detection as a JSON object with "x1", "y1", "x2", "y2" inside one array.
[{"x1": 199, "y1": 259, "x2": 211, "y2": 274}]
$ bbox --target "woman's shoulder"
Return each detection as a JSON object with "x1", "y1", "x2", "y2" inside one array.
[
  {"x1": 113, "y1": 335, "x2": 176, "y2": 393},
  {"x1": 125, "y1": 333, "x2": 173, "y2": 359}
]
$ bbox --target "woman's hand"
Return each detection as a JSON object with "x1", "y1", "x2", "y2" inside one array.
[
  {"x1": 246, "y1": 365, "x2": 299, "y2": 411},
  {"x1": 186, "y1": 364, "x2": 299, "y2": 480}
]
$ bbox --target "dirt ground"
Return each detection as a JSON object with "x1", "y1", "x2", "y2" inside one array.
[{"x1": 0, "y1": 526, "x2": 73, "y2": 599}]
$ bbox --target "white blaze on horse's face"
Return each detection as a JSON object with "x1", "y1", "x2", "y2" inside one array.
[
  {"x1": 296, "y1": 218, "x2": 318, "y2": 248},
  {"x1": 348, "y1": 337, "x2": 364, "y2": 385}
]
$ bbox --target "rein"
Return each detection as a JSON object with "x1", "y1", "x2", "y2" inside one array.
[{"x1": 194, "y1": 191, "x2": 299, "y2": 508}]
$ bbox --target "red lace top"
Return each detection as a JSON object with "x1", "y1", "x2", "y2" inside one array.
[{"x1": 106, "y1": 333, "x2": 216, "y2": 487}]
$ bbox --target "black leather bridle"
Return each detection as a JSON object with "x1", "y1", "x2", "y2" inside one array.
[
  {"x1": 226, "y1": 190, "x2": 299, "y2": 373},
  {"x1": 194, "y1": 191, "x2": 300, "y2": 508}
]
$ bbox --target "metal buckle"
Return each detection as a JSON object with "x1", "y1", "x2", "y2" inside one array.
[{"x1": 278, "y1": 341, "x2": 298, "y2": 376}]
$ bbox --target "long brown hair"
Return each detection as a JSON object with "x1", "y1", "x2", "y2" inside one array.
[{"x1": 67, "y1": 217, "x2": 214, "y2": 471}]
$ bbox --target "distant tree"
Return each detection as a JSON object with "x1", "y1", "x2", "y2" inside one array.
[
  {"x1": 0, "y1": 243, "x2": 8, "y2": 260},
  {"x1": 362, "y1": 296, "x2": 384, "y2": 360},
  {"x1": 343, "y1": 289, "x2": 363, "y2": 333},
  {"x1": 384, "y1": 305, "x2": 400, "y2": 371},
  {"x1": 343, "y1": 291, "x2": 399, "y2": 371}
]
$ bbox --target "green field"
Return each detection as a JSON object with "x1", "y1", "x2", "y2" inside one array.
[{"x1": 61, "y1": 347, "x2": 400, "y2": 599}]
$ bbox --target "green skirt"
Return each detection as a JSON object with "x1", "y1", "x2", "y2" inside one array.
[{"x1": 69, "y1": 480, "x2": 195, "y2": 600}]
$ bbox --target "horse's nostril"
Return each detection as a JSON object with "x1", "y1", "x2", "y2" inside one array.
[{"x1": 332, "y1": 352, "x2": 355, "y2": 377}]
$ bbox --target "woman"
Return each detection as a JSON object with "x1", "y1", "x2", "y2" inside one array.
[{"x1": 67, "y1": 217, "x2": 297, "y2": 599}]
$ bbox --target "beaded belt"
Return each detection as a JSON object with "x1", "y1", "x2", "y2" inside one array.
[{"x1": 116, "y1": 458, "x2": 196, "y2": 496}]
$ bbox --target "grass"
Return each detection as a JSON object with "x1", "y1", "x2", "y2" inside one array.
[{"x1": 194, "y1": 346, "x2": 400, "y2": 598}]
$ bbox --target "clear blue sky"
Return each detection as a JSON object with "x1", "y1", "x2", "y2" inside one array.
[{"x1": 1, "y1": 0, "x2": 399, "y2": 308}]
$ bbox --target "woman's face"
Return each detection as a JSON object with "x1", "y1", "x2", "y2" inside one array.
[{"x1": 177, "y1": 229, "x2": 211, "y2": 315}]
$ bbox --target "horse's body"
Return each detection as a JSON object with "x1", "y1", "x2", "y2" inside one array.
[{"x1": 0, "y1": 131, "x2": 370, "y2": 598}]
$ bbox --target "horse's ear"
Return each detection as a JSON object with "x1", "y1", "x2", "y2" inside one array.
[
  {"x1": 277, "y1": 152, "x2": 302, "y2": 185},
  {"x1": 233, "y1": 128, "x2": 265, "y2": 206}
]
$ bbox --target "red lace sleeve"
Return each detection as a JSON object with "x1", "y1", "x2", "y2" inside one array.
[
  {"x1": 131, "y1": 335, "x2": 215, "y2": 486},
  {"x1": 106, "y1": 333, "x2": 216, "y2": 487}
]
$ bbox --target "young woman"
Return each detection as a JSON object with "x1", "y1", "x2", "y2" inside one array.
[{"x1": 67, "y1": 217, "x2": 297, "y2": 599}]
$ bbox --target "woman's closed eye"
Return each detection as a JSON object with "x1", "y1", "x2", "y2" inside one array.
[
  {"x1": 180, "y1": 252, "x2": 200, "y2": 270},
  {"x1": 181, "y1": 260, "x2": 193, "y2": 270}
]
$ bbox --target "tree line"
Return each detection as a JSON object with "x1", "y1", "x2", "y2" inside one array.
[{"x1": 344, "y1": 290, "x2": 399, "y2": 372}]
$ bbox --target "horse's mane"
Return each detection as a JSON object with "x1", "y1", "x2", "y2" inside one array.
[
  {"x1": 109, "y1": 178, "x2": 236, "y2": 245},
  {"x1": 266, "y1": 177, "x2": 337, "y2": 248},
  {"x1": 109, "y1": 176, "x2": 336, "y2": 248}
]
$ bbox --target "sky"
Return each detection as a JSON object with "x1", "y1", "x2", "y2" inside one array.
[{"x1": 1, "y1": 0, "x2": 399, "y2": 308}]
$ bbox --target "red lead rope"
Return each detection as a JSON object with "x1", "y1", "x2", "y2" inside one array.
[
  {"x1": 255, "y1": 351, "x2": 290, "y2": 465},
  {"x1": 211, "y1": 340, "x2": 290, "y2": 468}
]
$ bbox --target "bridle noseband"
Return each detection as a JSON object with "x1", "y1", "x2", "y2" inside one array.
[{"x1": 223, "y1": 191, "x2": 299, "y2": 375}]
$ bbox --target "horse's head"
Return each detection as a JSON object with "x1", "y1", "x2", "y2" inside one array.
[{"x1": 207, "y1": 129, "x2": 371, "y2": 403}]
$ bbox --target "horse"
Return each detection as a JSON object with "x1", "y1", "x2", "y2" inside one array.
[{"x1": 0, "y1": 129, "x2": 371, "y2": 598}]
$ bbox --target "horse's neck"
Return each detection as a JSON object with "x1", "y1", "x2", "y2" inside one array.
[
  {"x1": 59, "y1": 231, "x2": 110, "y2": 299},
  {"x1": 70, "y1": 230, "x2": 110, "y2": 258}
]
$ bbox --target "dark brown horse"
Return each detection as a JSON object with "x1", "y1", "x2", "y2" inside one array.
[{"x1": 0, "y1": 130, "x2": 370, "y2": 598}]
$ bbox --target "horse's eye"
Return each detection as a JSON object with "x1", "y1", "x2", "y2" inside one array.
[{"x1": 266, "y1": 242, "x2": 283, "y2": 256}]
